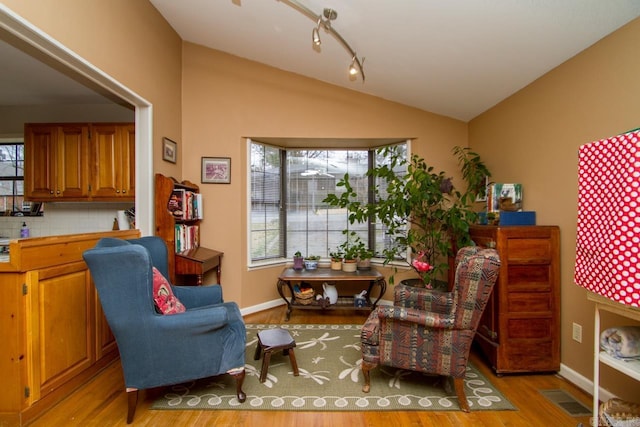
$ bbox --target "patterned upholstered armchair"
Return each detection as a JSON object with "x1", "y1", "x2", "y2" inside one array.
[
  {"x1": 360, "y1": 246, "x2": 500, "y2": 411},
  {"x1": 83, "y1": 236, "x2": 246, "y2": 423}
]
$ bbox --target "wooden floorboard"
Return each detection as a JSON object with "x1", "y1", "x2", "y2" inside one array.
[{"x1": 28, "y1": 306, "x2": 594, "y2": 427}]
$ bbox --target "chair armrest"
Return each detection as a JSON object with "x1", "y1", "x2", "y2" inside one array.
[
  {"x1": 172, "y1": 284, "x2": 223, "y2": 309},
  {"x1": 378, "y1": 305, "x2": 454, "y2": 329},
  {"x1": 157, "y1": 302, "x2": 230, "y2": 330},
  {"x1": 394, "y1": 284, "x2": 453, "y2": 314}
]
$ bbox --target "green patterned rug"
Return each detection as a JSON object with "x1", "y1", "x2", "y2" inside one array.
[{"x1": 151, "y1": 324, "x2": 515, "y2": 412}]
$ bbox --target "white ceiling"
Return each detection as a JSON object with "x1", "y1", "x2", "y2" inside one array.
[
  {"x1": 149, "y1": 0, "x2": 640, "y2": 121},
  {"x1": 2, "y1": 1, "x2": 639, "y2": 122}
]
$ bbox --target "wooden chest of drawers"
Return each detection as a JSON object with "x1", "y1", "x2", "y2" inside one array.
[{"x1": 470, "y1": 225, "x2": 560, "y2": 374}]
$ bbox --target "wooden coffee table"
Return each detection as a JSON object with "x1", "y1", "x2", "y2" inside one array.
[{"x1": 277, "y1": 267, "x2": 387, "y2": 321}]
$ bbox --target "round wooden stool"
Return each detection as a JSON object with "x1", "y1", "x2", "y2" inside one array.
[{"x1": 253, "y1": 328, "x2": 299, "y2": 383}]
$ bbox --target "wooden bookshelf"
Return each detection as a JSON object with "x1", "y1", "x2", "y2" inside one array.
[{"x1": 154, "y1": 173, "x2": 223, "y2": 285}]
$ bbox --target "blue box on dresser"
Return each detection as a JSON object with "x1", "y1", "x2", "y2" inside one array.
[{"x1": 499, "y1": 211, "x2": 536, "y2": 226}]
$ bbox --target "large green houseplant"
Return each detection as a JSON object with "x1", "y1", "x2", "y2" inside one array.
[{"x1": 323, "y1": 145, "x2": 491, "y2": 286}]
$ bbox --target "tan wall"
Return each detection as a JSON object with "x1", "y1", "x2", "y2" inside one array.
[
  {"x1": 2, "y1": 0, "x2": 183, "y2": 179},
  {"x1": 469, "y1": 17, "x2": 640, "y2": 401},
  {"x1": 181, "y1": 42, "x2": 468, "y2": 306}
]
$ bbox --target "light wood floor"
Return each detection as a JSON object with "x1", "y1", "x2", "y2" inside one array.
[{"x1": 29, "y1": 306, "x2": 594, "y2": 427}]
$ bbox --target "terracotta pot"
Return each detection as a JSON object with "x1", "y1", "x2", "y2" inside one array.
[
  {"x1": 357, "y1": 258, "x2": 371, "y2": 270},
  {"x1": 342, "y1": 259, "x2": 357, "y2": 272},
  {"x1": 330, "y1": 259, "x2": 342, "y2": 270}
]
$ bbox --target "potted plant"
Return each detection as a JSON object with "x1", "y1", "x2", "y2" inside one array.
[
  {"x1": 329, "y1": 249, "x2": 344, "y2": 270},
  {"x1": 352, "y1": 238, "x2": 374, "y2": 271},
  {"x1": 339, "y1": 234, "x2": 360, "y2": 273},
  {"x1": 292, "y1": 251, "x2": 304, "y2": 271},
  {"x1": 304, "y1": 255, "x2": 320, "y2": 270},
  {"x1": 324, "y1": 146, "x2": 491, "y2": 286}
]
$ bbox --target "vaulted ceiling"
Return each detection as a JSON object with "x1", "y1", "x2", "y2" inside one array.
[
  {"x1": 2, "y1": 1, "x2": 639, "y2": 122},
  {"x1": 149, "y1": 0, "x2": 640, "y2": 121}
]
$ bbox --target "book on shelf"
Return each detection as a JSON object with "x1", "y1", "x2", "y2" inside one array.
[
  {"x1": 167, "y1": 188, "x2": 203, "y2": 220},
  {"x1": 174, "y1": 224, "x2": 200, "y2": 253}
]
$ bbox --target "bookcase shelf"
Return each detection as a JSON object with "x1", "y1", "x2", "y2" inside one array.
[
  {"x1": 588, "y1": 293, "x2": 640, "y2": 423},
  {"x1": 155, "y1": 173, "x2": 223, "y2": 285}
]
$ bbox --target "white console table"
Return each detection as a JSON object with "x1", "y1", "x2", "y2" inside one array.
[{"x1": 588, "y1": 293, "x2": 640, "y2": 423}]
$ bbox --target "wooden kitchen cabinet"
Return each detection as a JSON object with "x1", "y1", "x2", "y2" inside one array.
[
  {"x1": 0, "y1": 230, "x2": 139, "y2": 427},
  {"x1": 24, "y1": 123, "x2": 90, "y2": 200},
  {"x1": 470, "y1": 225, "x2": 560, "y2": 374},
  {"x1": 26, "y1": 261, "x2": 95, "y2": 402},
  {"x1": 24, "y1": 122, "x2": 134, "y2": 202},
  {"x1": 90, "y1": 123, "x2": 135, "y2": 199}
]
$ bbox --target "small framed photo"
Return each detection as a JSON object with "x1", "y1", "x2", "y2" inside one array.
[
  {"x1": 201, "y1": 157, "x2": 231, "y2": 184},
  {"x1": 162, "y1": 137, "x2": 177, "y2": 163}
]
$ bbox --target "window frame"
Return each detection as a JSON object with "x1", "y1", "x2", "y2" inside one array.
[
  {"x1": 246, "y1": 138, "x2": 410, "y2": 268},
  {"x1": 0, "y1": 138, "x2": 25, "y2": 215}
]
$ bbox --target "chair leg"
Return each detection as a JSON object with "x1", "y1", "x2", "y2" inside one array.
[
  {"x1": 253, "y1": 341, "x2": 262, "y2": 360},
  {"x1": 126, "y1": 389, "x2": 138, "y2": 424},
  {"x1": 230, "y1": 369, "x2": 247, "y2": 403},
  {"x1": 361, "y1": 361, "x2": 376, "y2": 393},
  {"x1": 453, "y1": 377, "x2": 470, "y2": 412},
  {"x1": 260, "y1": 351, "x2": 272, "y2": 383}
]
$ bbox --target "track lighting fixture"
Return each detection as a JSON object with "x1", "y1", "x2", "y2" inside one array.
[
  {"x1": 349, "y1": 55, "x2": 358, "y2": 76},
  {"x1": 281, "y1": 1, "x2": 365, "y2": 82},
  {"x1": 312, "y1": 18, "x2": 321, "y2": 46}
]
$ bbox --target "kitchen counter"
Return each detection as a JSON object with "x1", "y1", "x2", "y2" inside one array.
[{"x1": 0, "y1": 230, "x2": 139, "y2": 272}]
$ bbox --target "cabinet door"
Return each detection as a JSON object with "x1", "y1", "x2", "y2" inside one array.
[
  {"x1": 24, "y1": 124, "x2": 89, "y2": 201},
  {"x1": 95, "y1": 295, "x2": 116, "y2": 359},
  {"x1": 24, "y1": 124, "x2": 57, "y2": 200},
  {"x1": 57, "y1": 124, "x2": 90, "y2": 199},
  {"x1": 90, "y1": 123, "x2": 135, "y2": 200},
  {"x1": 28, "y1": 262, "x2": 94, "y2": 401},
  {"x1": 120, "y1": 124, "x2": 136, "y2": 197}
]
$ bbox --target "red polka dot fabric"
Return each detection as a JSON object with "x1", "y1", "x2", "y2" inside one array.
[{"x1": 575, "y1": 130, "x2": 640, "y2": 307}]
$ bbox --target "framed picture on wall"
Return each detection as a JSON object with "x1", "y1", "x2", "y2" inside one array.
[
  {"x1": 201, "y1": 157, "x2": 231, "y2": 184},
  {"x1": 162, "y1": 137, "x2": 177, "y2": 163}
]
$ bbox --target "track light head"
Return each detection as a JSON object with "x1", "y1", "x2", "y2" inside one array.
[
  {"x1": 312, "y1": 18, "x2": 321, "y2": 46},
  {"x1": 349, "y1": 63, "x2": 358, "y2": 76},
  {"x1": 349, "y1": 55, "x2": 359, "y2": 76}
]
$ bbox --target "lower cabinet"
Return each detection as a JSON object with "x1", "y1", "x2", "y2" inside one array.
[
  {"x1": 470, "y1": 225, "x2": 561, "y2": 374},
  {"x1": 26, "y1": 262, "x2": 96, "y2": 401},
  {"x1": 0, "y1": 230, "x2": 139, "y2": 427}
]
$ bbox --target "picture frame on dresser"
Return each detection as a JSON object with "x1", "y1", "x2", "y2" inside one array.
[{"x1": 201, "y1": 157, "x2": 231, "y2": 184}]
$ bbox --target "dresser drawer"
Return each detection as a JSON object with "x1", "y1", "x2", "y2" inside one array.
[
  {"x1": 505, "y1": 238, "x2": 552, "y2": 262},
  {"x1": 503, "y1": 340, "x2": 558, "y2": 372},
  {"x1": 507, "y1": 292, "x2": 553, "y2": 313},
  {"x1": 507, "y1": 318, "x2": 553, "y2": 339}
]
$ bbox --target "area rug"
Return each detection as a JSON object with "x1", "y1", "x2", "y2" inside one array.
[{"x1": 151, "y1": 324, "x2": 515, "y2": 412}]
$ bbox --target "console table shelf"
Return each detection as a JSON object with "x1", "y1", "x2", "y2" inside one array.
[{"x1": 277, "y1": 267, "x2": 386, "y2": 321}]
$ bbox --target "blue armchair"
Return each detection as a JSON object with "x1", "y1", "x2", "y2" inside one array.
[{"x1": 83, "y1": 236, "x2": 246, "y2": 423}]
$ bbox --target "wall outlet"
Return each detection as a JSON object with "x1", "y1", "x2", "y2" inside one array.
[{"x1": 572, "y1": 322, "x2": 582, "y2": 343}]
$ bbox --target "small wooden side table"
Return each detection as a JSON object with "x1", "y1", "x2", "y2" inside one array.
[
  {"x1": 175, "y1": 246, "x2": 223, "y2": 285},
  {"x1": 253, "y1": 328, "x2": 299, "y2": 383}
]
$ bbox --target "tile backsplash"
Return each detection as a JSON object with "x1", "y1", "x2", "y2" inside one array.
[{"x1": 0, "y1": 202, "x2": 133, "y2": 238}]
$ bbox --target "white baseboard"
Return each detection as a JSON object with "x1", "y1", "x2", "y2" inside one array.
[
  {"x1": 558, "y1": 362, "x2": 616, "y2": 403},
  {"x1": 240, "y1": 299, "x2": 286, "y2": 317}
]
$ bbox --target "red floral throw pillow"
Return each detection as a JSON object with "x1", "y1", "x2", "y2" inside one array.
[{"x1": 152, "y1": 267, "x2": 186, "y2": 315}]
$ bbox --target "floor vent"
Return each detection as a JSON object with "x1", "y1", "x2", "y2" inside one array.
[{"x1": 539, "y1": 389, "x2": 592, "y2": 417}]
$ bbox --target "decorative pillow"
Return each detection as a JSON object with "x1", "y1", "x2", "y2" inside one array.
[{"x1": 152, "y1": 267, "x2": 186, "y2": 315}]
